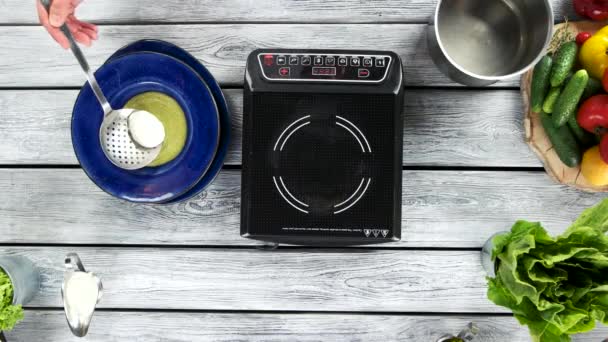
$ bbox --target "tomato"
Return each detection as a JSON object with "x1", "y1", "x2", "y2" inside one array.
[
  {"x1": 576, "y1": 31, "x2": 592, "y2": 45},
  {"x1": 578, "y1": 95, "x2": 608, "y2": 135}
]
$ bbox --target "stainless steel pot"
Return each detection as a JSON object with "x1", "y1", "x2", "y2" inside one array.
[{"x1": 428, "y1": 0, "x2": 554, "y2": 86}]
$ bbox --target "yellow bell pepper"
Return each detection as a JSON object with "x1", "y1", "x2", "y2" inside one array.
[
  {"x1": 581, "y1": 146, "x2": 608, "y2": 186},
  {"x1": 579, "y1": 26, "x2": 608, "y2": 80}
]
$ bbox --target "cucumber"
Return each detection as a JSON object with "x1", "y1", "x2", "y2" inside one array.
[
  {"x1": 542, "y1": 87, "x2": 561, "y2": 113},
  {"x1": 550, "y1": 42, "x2": 578, "y2": 87},
  {"x1": 530, "y1": 55, "x2": 553, "y2": 113},
  {"x1": 553, "y1": 69, "x2": 589, "y2": 127},
  {"x1": 541, "y1": 112, "x2": 582, "y2": 168},
  {"x1": 568, "y1": 116, "x2": 595, "y2": 147},
  {"x1": 581, "y1": 77, "x2": 603, "y2": 101}
]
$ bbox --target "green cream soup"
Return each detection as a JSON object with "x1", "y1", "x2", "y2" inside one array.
[{"x1": 125, "y1": 92, "x2": 188, "y2": 167}]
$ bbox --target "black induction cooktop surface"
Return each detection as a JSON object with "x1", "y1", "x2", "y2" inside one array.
[{"x1": 242, "y1": 49, "x2": 404, "y2": 245}]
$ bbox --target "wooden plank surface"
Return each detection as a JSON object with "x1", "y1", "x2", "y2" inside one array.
[
  {"x1": 404, "y1": 89, "x2": 536, "y2": 167},
  {"x1": 7, "y1": 311, "x2": 608, "y2": 342},
  {"x1": 2, "y1": 247, "x2": 498, "y2": 312},
  {"x1": 0, "y1": 89, "x2": 245, "y2": 166},
  {"x1": 1, "y1": 169, "x2": 604, "y2": 247},
  {"x1": 2, "y1": 1, "x2": 603, "y2": 340},
  {"x1": 0, "y1": 89, "x2": 538, "y2": 167},
  {"x1": 0, "y1": 0, "x2": 575, "y2": 24},
  {"x1": 0, "y1": 24, "x2": 518, "y2": 88}
]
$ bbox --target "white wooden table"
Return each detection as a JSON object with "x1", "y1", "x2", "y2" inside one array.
[{"x1": 1, "y1": 1, "x2": 608, "y2": 341}]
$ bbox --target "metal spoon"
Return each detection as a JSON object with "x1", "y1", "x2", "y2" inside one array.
[{"x1": 40, "y1": 0, "x2": 165, "y2": 170}]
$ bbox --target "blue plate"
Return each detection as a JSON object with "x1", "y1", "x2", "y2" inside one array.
[
  {"x1": 108, "y1": 39, "x2": 231, "y2": 203},
  {"x1": 72, "y1": 52, "x2": 220, "y2": 203}
]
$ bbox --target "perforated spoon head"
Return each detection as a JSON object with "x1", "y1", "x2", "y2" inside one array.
[{"x1": 99, "y1": 109, "x2": 162, "y2": 170}]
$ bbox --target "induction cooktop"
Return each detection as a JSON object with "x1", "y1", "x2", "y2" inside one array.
[{"x1": 241, "y1": 49, "x2": 404, "y2": 245}]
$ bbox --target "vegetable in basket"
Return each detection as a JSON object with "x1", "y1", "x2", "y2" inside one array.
[{"x1": 574, "y1": 0, "x2": 608, "y2": 21}]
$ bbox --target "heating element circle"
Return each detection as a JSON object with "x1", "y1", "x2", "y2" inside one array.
[{"x1": 272, "y1": 115, "x2": 373, "y2": 215}]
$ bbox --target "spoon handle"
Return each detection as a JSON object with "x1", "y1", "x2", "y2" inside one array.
[{"x1": 39, "y1": 0, "x2": 112, "y2": 115}]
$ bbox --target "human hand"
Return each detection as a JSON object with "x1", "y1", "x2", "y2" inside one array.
[{"x1": 37, "y1": 0, "x2": 98, "y2": 49}]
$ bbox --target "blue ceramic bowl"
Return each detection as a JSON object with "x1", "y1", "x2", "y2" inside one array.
[
  {"x1": 72, "y1": 52, "x2": 220, "y2": 203},
  {"x1": 107, "y1": 39, "x2": 231, "y2": 203}
]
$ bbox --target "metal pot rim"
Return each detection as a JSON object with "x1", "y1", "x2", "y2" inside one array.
[{"x1": 433, "y1": 0, "x2": 554, "y2": 81}]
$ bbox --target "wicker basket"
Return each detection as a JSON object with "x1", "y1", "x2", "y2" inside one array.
[{"x1": 522, "y1": 21, "x2": 608, "y2": 192}]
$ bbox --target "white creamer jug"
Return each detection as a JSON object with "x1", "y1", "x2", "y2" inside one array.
[{"x1": 62, "y1": 253, "x2": 103, "y2": 337}]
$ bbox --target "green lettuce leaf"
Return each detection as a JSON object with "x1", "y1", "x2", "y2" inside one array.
[
  {"x1": 0, "y1": 268, "x2": 24, "y2": 331},
  {"x1": 567, "y1": 200, "x2": 608, "y2": 234},
  {"x1": 487, "y1": 199, "x2": 608, "y2": 342}
]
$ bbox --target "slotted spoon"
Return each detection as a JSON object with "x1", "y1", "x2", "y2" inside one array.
[{"x1": 40, "y1": 0, "x2": 165, "y2": 170}]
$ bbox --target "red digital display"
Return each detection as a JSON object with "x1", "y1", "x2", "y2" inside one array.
[{"x1": 312, "y1": 67, "x2": 337, "y2": 76}]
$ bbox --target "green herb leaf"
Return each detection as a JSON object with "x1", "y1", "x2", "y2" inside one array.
[{"x1": 549, "y1": 18, "x2": 575, "y2": 54}]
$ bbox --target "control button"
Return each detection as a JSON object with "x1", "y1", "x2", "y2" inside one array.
[
  {"x1": 301, "y1": 56, "x2": 311, "y2": 65},
  {"x1": 375, "y1": 58, "x2": 386, "y2": 67},
  {"x1": 276, "y1": 56, "x2": 286, "y2": 65},
  {"x1": 279, "y1": 67, "x2": 290, "y2": 76},
  {"x1": 325, "y1": 56, "x2": 335, "y2": 66},
  {"x1": 338, "y1": 57, "x2": 348, "y2": 66},
  {"x1": 350, "y1": 57, "x2": 361, "y2": 66},
  {"x1": 363, "y1": 58, "x2": 373, "y2": 67},
  {"x1": 358, "y1": 68, "x2": 370, "y2": 78},
  {"x1": 263, "y1": 54, "x2": 274, "y2": 66},
  {"x1": 289, "y1": 56, "x2": 299, "y2": 65},
  {"x1": 314, "y1": 56, "x2": 324, "y2": 65}
]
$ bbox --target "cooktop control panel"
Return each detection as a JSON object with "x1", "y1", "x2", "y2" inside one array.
[{"x1": 257, "y1": 52, "x2": 392, "y2": 83}]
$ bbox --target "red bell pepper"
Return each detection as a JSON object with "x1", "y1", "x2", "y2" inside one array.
[
  {"x1": 574, "y1": 0, "x2": 608, "y2": 21},
  {"x1": 578, "y1": 95, "x2": 608, "y2": 135}
]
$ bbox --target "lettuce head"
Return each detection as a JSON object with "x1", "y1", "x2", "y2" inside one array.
[
  {"x1": 487, "y1": 199, "x2": 608, "y2": 342},
  {"x1": 0, "y1": 268, "x2": 24, "y2": 331}
]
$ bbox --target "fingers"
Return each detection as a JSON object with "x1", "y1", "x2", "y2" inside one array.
[
  {"x1": 49, "y1": 0, "x2": 75, "y2": 27},
  {"x1": 37, "y1": 1, "x2": 70, "y2": 49},
  {"x1": 37, "y1": 1, "x2": 97, "y2": 49},
  {"x1": 80, "y1": 27, "x2": 98, "y2": 40},
  {"x1": 75, "y1": 19, "x2": 98, "y2": 33},
  {"x1": 66, "y1": 16, "x2": 98, "y2": 45},
  {"x1": 65, "y1": 19, "x2": 91, "y2": 46},
  {"x1": 36, "y1": 1, "x2": 47, "y2": 23},
  {"x1": 46, "y1": 26, "x2": 71, "y2": 49},
  {"x1": 68, "y1": 15, "x2": 98, "y2": 38}
]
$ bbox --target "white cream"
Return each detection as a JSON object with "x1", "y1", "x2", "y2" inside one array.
[
  {"x1": 63, "y1": 272, "x2": 100, "y2": 331},
  {"x1": 128, "y1": 110, "x2": 166, "y2": 149}
]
